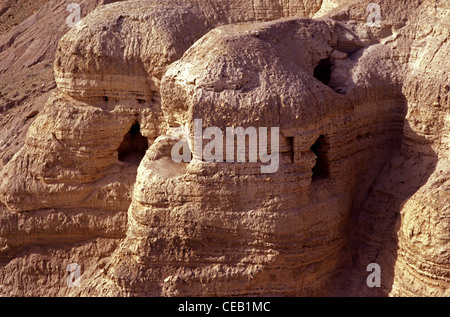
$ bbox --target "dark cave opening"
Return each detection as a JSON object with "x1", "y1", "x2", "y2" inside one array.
[
  {"x1": 118, "y1": 122, "x2": 149, "y2": 165},
  {"x1": 311, "y1": 135, "x2": 330, "y2": 181},
  {"x1": 313, "y1": 58, "x2": 332, "y2": 86},
  {"x1": 286, "y1": 137, "x2": 295, "y2": 163}
]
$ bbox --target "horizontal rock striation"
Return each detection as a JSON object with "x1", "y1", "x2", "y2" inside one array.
[
  {"x1": 0, "y1": 0, "x2": 334, "y2": 296},
  {"x1": 54, "y1": 0, "x2": 325, "y2": 101},
  {"x1": 0, "y1": 0, "x2": 448, "y2": 296}
]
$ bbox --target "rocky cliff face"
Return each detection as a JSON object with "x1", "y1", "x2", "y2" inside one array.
[{"x1": 0, "y1": 0, "x2": 448, "y2": 296}]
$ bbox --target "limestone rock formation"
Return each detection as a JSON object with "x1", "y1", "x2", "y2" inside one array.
[{"x1": 0, "y1": 0, "x2": 448, "y2": 296}]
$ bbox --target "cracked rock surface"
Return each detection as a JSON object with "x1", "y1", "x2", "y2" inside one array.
[{"x1": 0, "y1": 0, "x2": 448, "y2": 296}]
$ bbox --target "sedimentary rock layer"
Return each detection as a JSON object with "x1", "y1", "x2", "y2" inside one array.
[{"x1": 0, "y1": 0, "x2": 448, "y2": 296}]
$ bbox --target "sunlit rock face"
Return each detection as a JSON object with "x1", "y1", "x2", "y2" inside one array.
[{"x1": 0, "y1": 0, "x2": 448, "y2": 296}]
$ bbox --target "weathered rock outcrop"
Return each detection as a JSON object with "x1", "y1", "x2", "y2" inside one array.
[{"x1": 0, "y1": 0, "x2": 448, "y2": 296}]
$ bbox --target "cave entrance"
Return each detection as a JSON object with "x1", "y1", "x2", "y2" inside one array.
[
  {"x1": 314, "y1": 58, "x2": 332, "y2": 86},
  {"x1": 118, "y1": 122, "x2": 149, "y2": 165},
  {"x1": 311, "y1": 135, "x2": 330, "y2": 181}
]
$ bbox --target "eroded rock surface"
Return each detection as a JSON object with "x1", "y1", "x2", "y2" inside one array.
[{"x1": 0, "y1": 0, "x2": 448, "y2": 296}]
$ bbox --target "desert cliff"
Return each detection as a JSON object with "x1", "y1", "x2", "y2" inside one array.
[{"x1": 0, "y1": 0, "x2": 448, "y2": 296}]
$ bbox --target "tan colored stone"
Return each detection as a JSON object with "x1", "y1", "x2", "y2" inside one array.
[{"x1": 0, "y1": 0, "x2": 448, "y2": 297}]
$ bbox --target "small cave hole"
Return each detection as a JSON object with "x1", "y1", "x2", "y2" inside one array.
[
  {"x1": 118, "y1": 122, "x2": 149, "y2": 165},
  {"x1": 334, "y1": 87, "x2": 346, "y2": 95},
  {"x1": 104, "y1": 96, "x2": 109, "y2": 102},
  {"x1": 313, "y1": 58, "x2": 332, "y2": 86},
  {"x1": 311, "y1": 135, "x2": 330, "y2": 181}
]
